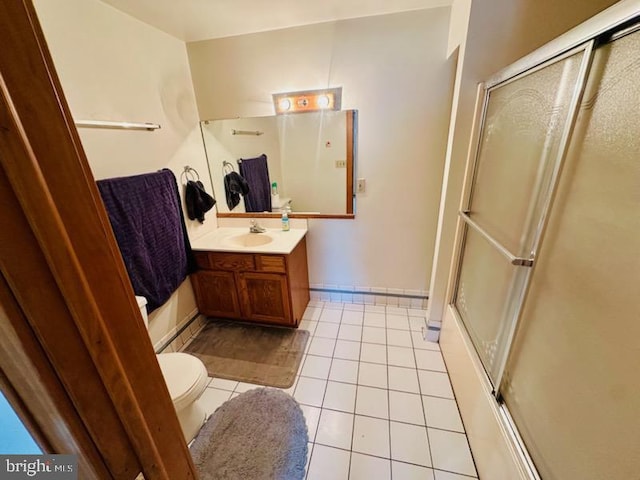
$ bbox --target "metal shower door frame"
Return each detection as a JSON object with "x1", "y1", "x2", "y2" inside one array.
[{"x1": 451, "y1": 40, "x2": 596, "y2": 396}]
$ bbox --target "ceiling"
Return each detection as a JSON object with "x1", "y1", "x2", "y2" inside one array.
[{"x1": 99, "y1": 0, "x2": 452, "y2": 43}]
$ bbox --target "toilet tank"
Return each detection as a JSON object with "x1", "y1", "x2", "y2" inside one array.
[{"x1": 135, "y1": 295, "x2": 149, "y2": 328}]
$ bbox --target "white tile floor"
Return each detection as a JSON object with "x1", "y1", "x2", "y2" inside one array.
[{"x1": 195, "y1": 301, "x2": 478, "y2": 480}]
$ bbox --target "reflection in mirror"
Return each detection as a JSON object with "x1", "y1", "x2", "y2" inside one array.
[{"x1": 201, "y1": 110, "x2": 356, "y2": 217}]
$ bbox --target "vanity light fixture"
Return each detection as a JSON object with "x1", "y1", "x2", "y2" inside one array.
[{"x1": 272, "y1": 87, "x2": 342, "y2": 115}]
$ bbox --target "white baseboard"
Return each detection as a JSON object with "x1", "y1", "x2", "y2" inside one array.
[{"x1": 308, "y1": 284, "x2": 429, "y2": 309}]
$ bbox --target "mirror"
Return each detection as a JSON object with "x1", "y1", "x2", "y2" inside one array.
[{"x1": 201, "y1": 109, "x2": 357, "y2": 217}]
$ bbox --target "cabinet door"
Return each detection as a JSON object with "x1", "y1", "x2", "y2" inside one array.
[
  {"x1": 191, "y1": 271, "x2": 241, "y2": 318},
  {"x1": 237, "y1": 272, "x2": 292, "y2": 325}
]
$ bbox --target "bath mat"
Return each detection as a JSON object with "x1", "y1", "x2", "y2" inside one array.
[
  {"x1": 184, "y1": 319, "x2": 309, "y2": 388},
  {"x1": 190, "y1": 388, "x2": 308, "y2": 480}
]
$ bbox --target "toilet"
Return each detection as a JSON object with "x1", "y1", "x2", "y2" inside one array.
[{"x1": 135, "y1": 296, "x2": 208, "y2": 442}]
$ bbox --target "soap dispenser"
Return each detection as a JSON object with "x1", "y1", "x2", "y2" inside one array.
[{"x1": 281, "y1": 209, "x2": 290, "y2": 231}]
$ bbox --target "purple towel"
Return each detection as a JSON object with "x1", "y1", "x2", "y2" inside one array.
[
  {"x1": 239, "y1": 154, "x2": 272, "y2": 212},
  {"x1": 97, "y1": 169, "x2": 194, "y2": 312}
]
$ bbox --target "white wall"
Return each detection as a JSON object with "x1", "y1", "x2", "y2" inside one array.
[
  {"x1": 188, "y1": 9, "x2": 456, "y2": 294},
  {"x1": 34, "y1": 0, "x2": 216, "y2": 347},
  {"x1": 446, "y1": 0, "x2": 472, "y2": 56}
]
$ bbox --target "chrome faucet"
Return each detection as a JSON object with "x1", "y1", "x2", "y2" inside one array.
[{"x1": 249, "y1": 219, "x2": 266, "y2": 233}]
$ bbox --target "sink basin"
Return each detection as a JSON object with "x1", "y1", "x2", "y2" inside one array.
[{"x1": 226, "y1": 233, "x2": 274, "y2": 247}]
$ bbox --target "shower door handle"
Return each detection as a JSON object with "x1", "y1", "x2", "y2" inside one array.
[{"x1": 459, "y1": 211, "x2": 534, "y2": 267}]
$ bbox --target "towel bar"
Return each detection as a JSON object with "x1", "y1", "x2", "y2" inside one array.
[{"x1": 181, "y1": 166, "x2": 200, "y2": 184}]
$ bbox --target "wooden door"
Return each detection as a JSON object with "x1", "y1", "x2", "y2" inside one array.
[{"x1": 0, "y1": 2, "x2": 197, "y2": 478}]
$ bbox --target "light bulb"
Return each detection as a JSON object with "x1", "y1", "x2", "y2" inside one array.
[
  {"x1": 317, "y1": 95, "x2": 330, "y2": 108},
  {"x1": 278, "y1": 98, "x2": 291, "y2": 111}
]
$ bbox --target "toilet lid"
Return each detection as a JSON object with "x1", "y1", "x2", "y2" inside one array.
[{"x1": 157, "y1": 353, "x2": 208, "y2": 411}]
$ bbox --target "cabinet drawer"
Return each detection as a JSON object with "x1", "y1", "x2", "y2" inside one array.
[
  {"x1": 200, "y1": 252, "x2": 255, "y2": 271},
  {"x1": 255, "y1": 254, "x2": 286, "y2": 273},
  {"x1": 211, "y1": 253, "x2": 255, "y2": 271}
]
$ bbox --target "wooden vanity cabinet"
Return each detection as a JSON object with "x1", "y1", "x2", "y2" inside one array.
[{"x1": 191, "y1": 237, "x2": 310, "y2": 327}]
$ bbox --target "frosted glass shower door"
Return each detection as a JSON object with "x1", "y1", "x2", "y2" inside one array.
[
  {"x1": 500, "y1": 27, "x2": 640, "y2": 480},
  {"x1": 454, "y1": 46, "x2": 592, "y2": 385}
]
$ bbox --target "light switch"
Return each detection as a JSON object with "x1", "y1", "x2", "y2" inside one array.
[
  {"x1": 335, "y1": 160, "x2": 346, "y2": 168},
  {"x1": 356, "y1": 178, "x2": 366, "y2": 193}
]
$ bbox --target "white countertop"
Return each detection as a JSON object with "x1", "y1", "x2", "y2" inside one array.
[{"x1": 190, "y1": 227, "x2": 307, "y2": 254}]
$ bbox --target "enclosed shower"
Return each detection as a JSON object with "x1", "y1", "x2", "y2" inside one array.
[{"x1": 451, "y1": 16, "x2": 640, "y2": 480}]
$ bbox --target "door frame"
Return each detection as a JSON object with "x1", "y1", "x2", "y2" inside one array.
[{"x1": 0, "y1": 2, "x2": 197, "y2": 478}]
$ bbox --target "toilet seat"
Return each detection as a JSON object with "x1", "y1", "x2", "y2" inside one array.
[{"x1": 157, "y1": 352, "x2": 208, "y2": 412}]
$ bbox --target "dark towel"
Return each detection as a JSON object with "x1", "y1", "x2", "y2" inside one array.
[
  {"x1": 224, "y1": 171, "x2": 250, "y2": 210},
  {"x1": 185, "y1": 180, "x2": 216, "y2": 223},
  {"x1": 239, "y1": 154, "x2": 272, "y2": 213},
  {"x1": 97, "y1": 169, "x2": 195, "y2": 313}
]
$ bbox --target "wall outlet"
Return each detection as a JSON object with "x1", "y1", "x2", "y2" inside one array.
[
  {"x1": 335, "y1": 160, "x2": 346, "y2": 168},
  {"x1": 356, "y1": 178, "x2": 366, "y2": 193}
]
